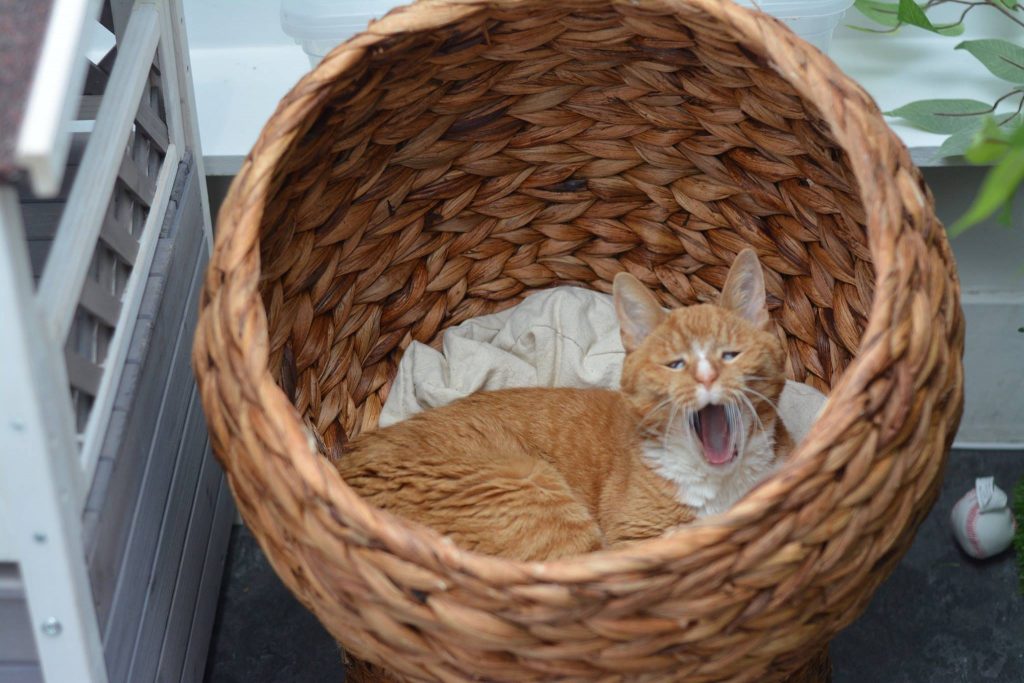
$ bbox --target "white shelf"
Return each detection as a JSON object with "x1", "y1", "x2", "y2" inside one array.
[{"x1": 190, "y1": 45, "x2": 310, "y2": 175}]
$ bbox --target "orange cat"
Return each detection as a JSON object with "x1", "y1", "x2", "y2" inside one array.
[{"x1": 336, "y1": 249, "x2": 792, "y2": 561}]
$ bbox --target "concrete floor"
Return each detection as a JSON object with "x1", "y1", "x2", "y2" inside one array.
[{"x1": 203, "y1": 450, "x2": 1023, "y2": 682}]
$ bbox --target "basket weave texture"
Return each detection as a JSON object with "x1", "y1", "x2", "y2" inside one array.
[{"x1": 193, "y1": 0, "x2": 965, "y2": 680}]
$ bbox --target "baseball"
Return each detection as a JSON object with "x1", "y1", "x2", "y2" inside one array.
[{"x1": 950, "y1": 477, "x2": 1016, "y2": 560}]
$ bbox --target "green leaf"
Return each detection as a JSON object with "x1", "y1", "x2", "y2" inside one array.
[
  {"x1": 997, "y1": 190, "x2": 1017, "y2": 226},
  {"x1": 956, "y1": 40, "x2": 1024, "y2": 84},
  {"x1": 934, "y1": 23, "x2": 966, "y2": 37},
  {"x1": 999, "y1": 0, "x2": 1019, "y2": 10},
  {"x1": 1013, "y1": 475, "x2": 1024, "y2": 595},
  {"x1": 886, "y1": 99, "x2": 992, "y2": 134},
  {"x1": 935, "y1": 126, "x2": 983, "y2": 160},
  {"x1": 896, "y1": 0, "x2": 965, "y2": 35},
  {"x1": 854, "y1": 0, "x2": 901, "y2": 26},
  {"x1": 896, "y1": 0, "x2": 932, "y2": 27},
  {"x1": 951, "y1": 144, "x2": 1024, "y2": 234},
  {"x1": 965, "y1": 117, "x2": 1014, "y2": 164}
]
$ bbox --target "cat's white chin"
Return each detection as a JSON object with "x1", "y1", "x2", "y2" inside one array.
[{"x1": 643, "y1": 414, "x2": 778, "y2": 517}]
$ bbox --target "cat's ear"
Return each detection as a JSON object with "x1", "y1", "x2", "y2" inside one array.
[
  {"x1": 721, "y1": 249, "x2": 769, "y2": 328},
  {"x1": 613, "y1": 272, "x2": 665, "y2": 352}
]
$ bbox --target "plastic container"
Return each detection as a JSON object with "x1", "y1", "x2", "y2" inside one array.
[
  {"x1": 735, "y1": 0, "x2": 854, "y2": 55},
  {"x1": 282, "y1": 0, "x2": 853, "y2": 68},
  {"x1": 281, "y1": 0, "x2": 402, "y2": 67}
]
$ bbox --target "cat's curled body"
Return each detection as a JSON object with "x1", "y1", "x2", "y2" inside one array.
[{"x1": 336, "y1": 250, "x2": 793, "y2": 561}]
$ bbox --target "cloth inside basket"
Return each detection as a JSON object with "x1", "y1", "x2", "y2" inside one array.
[{"x1": 381, "y1": 287, "x2": 826, "y2": 444}]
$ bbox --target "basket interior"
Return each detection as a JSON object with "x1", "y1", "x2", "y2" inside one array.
[{"x1": 253, "y1": 0, "x2": 874, "y2": 456}]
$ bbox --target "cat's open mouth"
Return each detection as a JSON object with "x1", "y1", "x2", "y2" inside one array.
[{"x1": 694, "y1": 404, "x2": 737, "y2": 466}]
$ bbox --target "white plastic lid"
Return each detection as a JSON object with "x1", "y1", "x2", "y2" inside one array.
[
  {"x1": 280, "y1": 0, "x2": 402, "y2": 41},
  {"x1": 733, "y1": 0, "x2": 854, "y2": 19}
]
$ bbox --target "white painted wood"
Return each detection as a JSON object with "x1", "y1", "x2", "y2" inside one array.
[
  {"x1": 0, "y1": 203, "x2": 84, "y2": 508},
  {"x1": 38, "y1": 3, "x2": 162, "y2": 344},
  {"x1": 157, "y1": 1, "x2": 186, "y2": 157},
  {"x1": 79, "y1": 143, "x2": 181, "y2": 492},
  {"x1": 0, "y1": 189, "x2": 107, "y2": 683},
  {"x1": 15, "y1": 0, "x2": 103, "y2": 197},
  {"x1": 167, "y1": 0, "x2": 216, "y2": 249}
]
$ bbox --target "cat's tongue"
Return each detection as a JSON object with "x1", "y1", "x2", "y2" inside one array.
[{"x1": 697, "y1": 405, "x2": 733, "y2": 465}]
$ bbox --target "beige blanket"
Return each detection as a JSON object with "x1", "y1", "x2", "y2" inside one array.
[{"x1": 381, "y1": 287, "x2": 826, "y2": 443}]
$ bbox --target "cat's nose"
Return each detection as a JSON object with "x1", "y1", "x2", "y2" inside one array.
[{"x1": 696, "y1": 360, "x2": 718, "y2": 387}]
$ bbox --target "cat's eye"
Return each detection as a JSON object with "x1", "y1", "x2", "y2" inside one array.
[
  {"x1": 722, "y1": 351, "x2": 741, "y2": 361},
  {"x1": 666, "y1": 359, "x2": 685, "y2": 370}
]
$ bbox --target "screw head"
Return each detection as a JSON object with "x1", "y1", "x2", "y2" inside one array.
[
  {"x1": 32, "y1": 533, "x2": 46, "y2": 543},
  {"x1": 41, "y1": 618, "x2": 62, "y2": 636},
  {"x1": 9, "y1": 420, "x2": 25, "y2": 432}
]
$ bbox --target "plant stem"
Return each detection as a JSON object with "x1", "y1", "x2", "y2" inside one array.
[
  {"x1": 999, "y1": 92, "x2": 1024, "y2": 125},
  {"x1": 935, "y1": 88, "x2": 1024, "y2": 119},
  {"x1": 985, "y1": 0, "x2": 1024, "y2": 27},
  {"x1": 950, "y1": 4, "x2": 976, "y2": 24},
  {"x1": 921, "y1": 0, "x2": 1024, "y2": 27}
]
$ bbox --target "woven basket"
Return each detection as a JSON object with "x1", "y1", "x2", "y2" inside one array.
[{"x1": 193, "y1": 0, "x2": 965, "y2": 680}]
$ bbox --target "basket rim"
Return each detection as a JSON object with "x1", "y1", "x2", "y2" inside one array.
[{"x1": 197, "y1": 0, "x2": 931, "y2": 583}]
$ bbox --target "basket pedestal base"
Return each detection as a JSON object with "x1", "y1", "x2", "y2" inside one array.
[{"x1": 785, "y1": 644, "x2": 832, "y2": 683}]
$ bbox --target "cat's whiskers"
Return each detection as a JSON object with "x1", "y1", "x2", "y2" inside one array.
[
  {"x1": 738, "y1": 384, "x2": 781, "y2": 415},
  {"x1": 729, "y1": 389, "x2": 763, "y2": 451},
  {"x1": 647, "y1": 396, "x2": 675, "y2": 416},
  {"x1": 660, "y1": 399, "x2": 679, "y2": 451},
  {"x1": 648, "y1": 391, "x2": 699, "y2": 452},
  {"x1": 668, "y1": 397, "x2": 698, "y2": 452},
  {"x1": 682, "y1": 403, "x2": 697, "y2": 449},
  {"x1": 742, "y1": 394, "x2": 765, "y2": 432},
  {"x1": 724, "y1": 402, "x2": 745, "y2": 457},
  {"x1": 651, "y1": 395, "x2": 675, "y2": 408},
  {"x1": 642, "y1": 395, "x2": 683, "y2": 449}
]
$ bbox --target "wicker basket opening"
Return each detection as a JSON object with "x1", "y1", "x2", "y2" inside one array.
[
  {"x1": 257, "y1": 0, "x2": 873, "y2": 458},
  {"x1": 196, "y1": 0, "x2": 963, "y2": 680}
]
